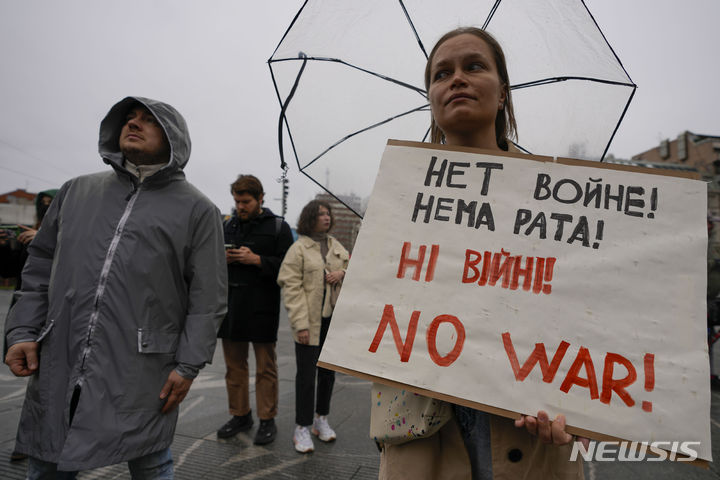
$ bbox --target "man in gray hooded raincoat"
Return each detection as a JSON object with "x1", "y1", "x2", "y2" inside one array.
[{"x1": 4, "y1": 96, "x2": 228, "y2": 477}]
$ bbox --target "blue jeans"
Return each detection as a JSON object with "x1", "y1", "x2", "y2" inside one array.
[
  {"x1": 27, "y1": 447, "x2": 174, "y2": 480},
  {"x1": 453, "y1": 405, "x2": 493, "y2": 480}
]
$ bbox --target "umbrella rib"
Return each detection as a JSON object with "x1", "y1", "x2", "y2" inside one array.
[
  {"x1": 510, "y1": 141, "x2": 532, "y2": 155},
  {"x1": 483, "y1": 0, "x2": 503, "y2": 30},
  {"x1": 269, "y1": 61, "x2": 305, "y2": 175},
  {"x1": 600, "y1": 85, "x2": 637, "y2": 162},
  {"x1": 398, "y1": 0, "x2": 428, "y2": 59},
  {"x1": 298, "y1": 169, "x2": 365, "y2": 218},
  {"x1": 276, "y1": 54, "x2": 309, "y2": 172},
  {"x1": 269, "y1": 56, "x2": 427, "y2": 97},
  {"x1": 268, "y1": 0, "x2": 310, "y2": 60},
  {"x1": 511, "y1": 76, "x2": 636, "y2": 90},
  {"x1": 579, "y1": 0, "x2": 636, "y2": 85},
  {"x1": 301, "y1": 104, "x2": 430, "y2": 171}
]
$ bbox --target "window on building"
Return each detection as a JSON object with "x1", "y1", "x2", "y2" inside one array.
[
  {"x1": 660, "y1": 139, "x2": 669, "y2": 159},
  {"x1": 677, "y1": 133, "x2": 687, "y2": 161}
]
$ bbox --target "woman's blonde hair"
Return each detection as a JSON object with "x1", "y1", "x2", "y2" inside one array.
[{"x1": 424, "y1": 27, "x2": 517, "y2": 150}]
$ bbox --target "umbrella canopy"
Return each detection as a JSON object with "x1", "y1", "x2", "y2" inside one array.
[{"x1": 269, "y1": 0, "x2": 636, "y2": 216}]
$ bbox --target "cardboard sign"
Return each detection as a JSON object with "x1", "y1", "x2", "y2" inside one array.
[{"x1": 318, "y1": 140, "x2": 712, "y2": 462}]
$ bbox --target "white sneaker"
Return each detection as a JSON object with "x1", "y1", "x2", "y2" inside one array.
[
  {"x1": 312, "y1": 414, "x2": 337, "y2": 442},
  {"x1": 293, "y1": 425, "x2": 314, "y2": 453}
]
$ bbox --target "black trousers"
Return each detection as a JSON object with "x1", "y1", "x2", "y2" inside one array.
[{"x1": 295, "y1": 316, "x2": 335, "y2": 426}]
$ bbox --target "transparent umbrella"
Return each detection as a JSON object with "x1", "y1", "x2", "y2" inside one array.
[{"x1": 268, "y1": 0, "x2": 636, "y2": 216}]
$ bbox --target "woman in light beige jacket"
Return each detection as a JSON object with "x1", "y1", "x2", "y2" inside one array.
[{"x1": 277, "y1": 199, "x2": 349, "y2": 454}]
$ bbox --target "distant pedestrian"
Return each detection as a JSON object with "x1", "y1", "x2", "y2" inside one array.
[
  {"x1": 278, "y1": 199, "x2": 349, "y2": 453},
  {"x1": 216, "y1": 174, "x2": 293, "y2": 445},
  {"x1": 0, "y1": 189, "x2": 57, "y2": 293},
  {"x1": 4, "y1": 96, "x2": 227, "y2": 478},
  {"x1": 0, "y1": 188, "x2": 57, "y2": 462}
]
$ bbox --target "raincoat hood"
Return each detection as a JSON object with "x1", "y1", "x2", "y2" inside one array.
[
  {"x1": 35, "y1": 188, "x2": 58, "y2": 221},
  {"x1": 98, "y1": 96, "x2": 191, "y2": 170},
  {"x1": 35, "y1": 189, "x2": 58, "y2": 208}
]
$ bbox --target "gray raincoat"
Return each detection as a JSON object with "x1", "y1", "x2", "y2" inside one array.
[{"x1": 4, "y1": 97, "x2": 228, "y2": 470}]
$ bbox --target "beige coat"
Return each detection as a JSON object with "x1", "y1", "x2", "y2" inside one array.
[
  {"x1": 379, "y1": 411, "x2": 584, "y2": 480},
  {"x1": 379, "y1": 412, "x2": 472, "y2": 480},
  {"x1": 488, "y1": 416, "x2": 584, "y2": 480},
  {"x1": 277, "y1": 235, "x2": 349, "y2": 345}
]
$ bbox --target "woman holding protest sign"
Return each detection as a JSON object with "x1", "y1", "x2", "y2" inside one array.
[
  {"x1": 278, "y1": 200, "x2": 349, "y2": 454},
  {"x1": 372, "y1": 27, "x2": 585, "y2": 480}
]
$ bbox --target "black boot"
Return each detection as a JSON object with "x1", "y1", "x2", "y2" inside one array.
[
  {"x1": 217, "y1": 412, "x2": 253, "y2": 438},
  {"x1": 254, "y1": 418, "x2": 277, "y2": 445}
]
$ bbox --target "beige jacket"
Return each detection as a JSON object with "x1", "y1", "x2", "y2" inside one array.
[
  {"x1": 379, "y1": 412, "x2": 471, "y2": 480},
  {"x1": 277, "y1": 235, "x2": 349, "y2": 345},
  {"x1": 488, "y1": 416, "x2": 584, "y2": 480},
  {"x1": 380, "y1": 412, "x2": 583, "y2": 480}
]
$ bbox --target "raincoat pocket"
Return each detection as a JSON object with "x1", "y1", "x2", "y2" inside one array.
[
  {"x1": 121, "y1": 330, "x2": 180, "y2": 412},
  {"x1": 137, "y1": 329, "x2": 180, "y2": 354}
]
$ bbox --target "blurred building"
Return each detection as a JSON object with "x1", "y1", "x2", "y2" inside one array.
[
  {"x1": 631, "y1": 131, "x2": 720, "y2": 177},
  {"x1": 0, "y1": 189, "x2": 36, "y2": 225},
  {"x1": 315, "y1": 192, "x2": 363, "y2": 254},
  {"x1": 627, "y1": 131, "x2": 720, "y2": 223},
  {"x1": 608, "y1": 130, "x2": 720, "y2": 244}
]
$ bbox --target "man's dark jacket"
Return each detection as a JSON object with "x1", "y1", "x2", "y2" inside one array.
[{"x1": 218, "y1": 208, "x2": 293, "y2": 342}]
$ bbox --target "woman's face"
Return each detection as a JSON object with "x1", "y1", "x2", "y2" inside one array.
[
  {"x1": 314, "y1": 206, "x2": 332, "y2": 233},
  {"x1": 428, "y1": 34, "x2": 506, "y2": 146}
]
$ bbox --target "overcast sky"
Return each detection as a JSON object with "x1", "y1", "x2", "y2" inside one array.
[{"x1": 0, "y1": 0, "x2": 718, "y2": 225}]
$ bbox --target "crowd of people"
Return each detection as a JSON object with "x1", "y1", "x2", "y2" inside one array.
[
  {"x1": 0, "y1": 92, "x2": 356, "y2": 478},
  {"x1": 3, "y1": 25, "x2": 703, "y2": 480}
]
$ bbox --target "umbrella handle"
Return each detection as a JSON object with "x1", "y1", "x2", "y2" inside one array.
[{"x1": 278, "y1": 52, "x2": 308, "y2": 172}]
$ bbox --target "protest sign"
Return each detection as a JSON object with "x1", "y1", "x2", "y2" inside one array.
[{"x1": 318, "y1": 140, "x2": 712, "y2": 461}]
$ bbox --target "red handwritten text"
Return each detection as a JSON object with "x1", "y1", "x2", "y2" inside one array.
[
  {"x1": 502, "y1": 332, "x2": 655, "y2": 411},
  {"x1": 463, "y1": 249, "x2": 556, "y2": 294},
  {"x1": 368, "y1": 304, "x2": 465, "y2": 367},
  {"x1": 397, "y1": 242, "x2": 440, "y2": 282}
]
